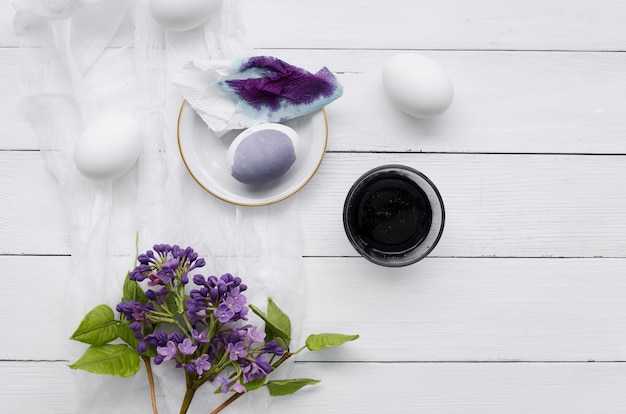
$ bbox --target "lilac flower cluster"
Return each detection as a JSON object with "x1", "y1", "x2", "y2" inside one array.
[
  {"x1": 116, "y1": 244, "x2": 285, "y2": 394},
  {"x1": 142, "y1": 330, "x2": 214, "y2": 376},
  {"x1": 212, "y1": 324, "x2": 285, "y2": 392},
  {"x1": 130, "y1": 244, "x2": 205, "y2": 296},
  {"x1": 187, "y1": 273, "x2": 248, "y2": 326},
  {"x1": 116, "y1": 300, "x2": 155, "y2": 353}
]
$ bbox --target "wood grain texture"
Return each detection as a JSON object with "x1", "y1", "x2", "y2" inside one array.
[
  {"x1": 0, "y1": 152, "x2": 69, "y2": 255},
  {"x1": 4, "y1": 255, "x2": 626, "y2": 362},
  {"x1": 4, "y1": 48, "x2": 626, "y2": 154},
  {"x1": 239, "y1": 0, "x2": 626, "y2": 51},
  {"x1": 2, "y1": 361, "x2": 626, "y2": 413},
  {"x1": 0, "y1": 2, "x2": 15, "y2": 47},
  {"x1": 3, "y1": 0, "x2": 626, "y2": 412},
  {"x1": 264, "y1": 49, "x2": 626, "y2": 154},
  {"x1": 2, "y1": 151, "x2": 624, "y2": 258},
  {"x1": 301, "y1": 153, "x2": 626, "y2": 257},
  {"x1": 3, "y1": 1, "x2": 626, "y2": 50},
  {"x1": 0, "y1": 48, "x2": 38, "y2": 150}
]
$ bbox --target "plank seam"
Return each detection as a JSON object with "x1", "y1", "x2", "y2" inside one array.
[
  {"x1": 2, "y1": 46, "x2": 626, "y2": 53},
  {"x1": 4, "y1": 149, "x2": 626, "y2": 157},
  {"x1": 2, "y1": 359, "x2": 626, "y2": 364}
]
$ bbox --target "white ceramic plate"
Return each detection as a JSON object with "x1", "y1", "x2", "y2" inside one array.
[{"x1": 177, "y1": 101, "x2": 328, "y2": 206}]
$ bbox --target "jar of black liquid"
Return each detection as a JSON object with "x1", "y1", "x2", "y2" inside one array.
[{"x1": 343, "y1": 165, "x2": 445, "y2": 267}]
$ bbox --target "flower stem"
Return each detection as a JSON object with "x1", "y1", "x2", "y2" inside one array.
[
  {"x1": 180, "y1": 387, "x2": 197, "y2": 414},
  {"x1": 210, "y1": 392, "x2": 241, "y2": 414},
  {"x1": 272, "y1": 352, "x2": 293, "y2": 370},
  {"x1": 208, "y1": 352, "x2": 294, "y2": 414},
  {"x1": 142, "y1": 356, "x2": 159, "y2": 414}
]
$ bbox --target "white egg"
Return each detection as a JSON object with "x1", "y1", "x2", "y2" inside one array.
[
  {"x1": 149, "y1": 0, "x2": 220, "y2": 32},
  {"x1": 74, "y1": 114, "x2": 144, "y2": 180},
  {"x1": 227, "y1": 123, "x2": 299, "y2": 186},
  {"x1": 382, "y1": 53, "x2": 454, "y2": 119}
]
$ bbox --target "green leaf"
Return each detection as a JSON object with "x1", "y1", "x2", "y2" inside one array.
[
  {"x1": 68, "y1": 344, "x2": 141, "y2": 377},
  {"x1": 248, "y1": 305, "x2": 291, "y2": 342},
  {"x1": 116, "y1": 324, "x2": 139, "y2": 349},
  {"x1": 244, "y1": 377, "x2": 267, "y2": 392},
  {"x1": 122, "y1": 273, "x2": 147, "y2": 304},
  {"x1": 250, "y1": 298, "x2": 291, "y2": 346},
  {"x1": 116, "y1": 324, "x2": 157, "y2": 357},
  {"x1": 70, "y1": 305, "x2": 119, "y2": 346},
  {"x1": 305, "y1": 333, "x2": 359, "y2": 351},
  {"x1": 266, "y1": 378, "x2": 321, "y2": 396},
  {"x1": 267, "y1": 298, "x2": 291, "y2": 339}
]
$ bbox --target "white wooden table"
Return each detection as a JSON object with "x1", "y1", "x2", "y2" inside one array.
[{"x1": 2, "y1": 1, "x2": 626, "y2": 412}]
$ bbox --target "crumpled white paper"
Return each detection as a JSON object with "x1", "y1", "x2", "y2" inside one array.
[
  {"x1": 174, "y1": 59, "x2": 247, "y2": 136},
  {"x1": 13, "y1": 1, "x2": 304, "y2": 413},
  {"x1": 174, "y1": 57, "x2": 343, "y2": 137}
]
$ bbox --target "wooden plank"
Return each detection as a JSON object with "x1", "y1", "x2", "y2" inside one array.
[
  {"x1": 3, "y1": 1, "x2": 626, "y2": 50},
  {"x1": 0, "y1": 2, "x2": 15, "y2": 47},
  {"x1": 4, "y1": 48, "x2": 626, "y2": 153},
  {"x1": 1, "y1": 361, "x2": 625, "y2": 413},
  {"x1": 239, "y1": 0, "x2": 626, "y2": 51},
  {"x1": 301, "y1": 153, "x2": 626, "y2": 257},
  {"x1": 0, "y1": 152, "x2": 69, "y2": 255},
  {"x1": 3, "y1": 255, "x2": 625, "y2": 362},
  {"x1": 0, "y1": 49, "x2": 38, "y2": 150},
  {"x1": 2, "y1": 151, "x2": 625, "y2": 258},
  {"x1": 263, "y1": 49, "x2": 626, "y2": 154}
]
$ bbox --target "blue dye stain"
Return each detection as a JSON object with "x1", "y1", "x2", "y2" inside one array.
[{"x1": 217, "y1": 56, "x2": 342, "y2": 119}]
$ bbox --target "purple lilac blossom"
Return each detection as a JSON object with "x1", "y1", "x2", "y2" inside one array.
[
  {"x1": 147, "y1": 331, "x2": 185, "y2": 365},
  {"x1": 254, "y1": 354, "x2": 272, "y2": 373},
  {"x1": 216, "y1": 376, "x2": 246, "y2": 394},
  {"x1": 145, "y1": 286, "x2": 168, "y2": 303},
  {"x1": 263, "y1": 339, "x2": 285, "y2": 356},
  {"x1": 214, "y1": 303, "x2": 235, "y2": 323},
  {"x1": 194, "y1": 354, "x2": 212, "y2": 376},
  {"x1": 186, "y1": 363, "x2": 197, "y2": 374},
  {"x1": 227, "y1": 341, "x2": 248, "y2": 361},
  {"x1": 129, "y1": 244, "x2": 205, "y2": 288},
  {"x1": 116, "y1": 301, "x2": 156, "y2": 351},
  {"x1": 229, "y1": 287, "x2": 246, "y2": 308},
  {"x1": 178, "y1": 338, "x2": 198, "y2": 355},
  {"x1": 145, "y1": 330, "x2": 169, "y2": 349},
  {"x1": 159, "y1": 257, "x2": 180, "y2": 283},
  {"x1": 215, "y1": 376, "x2": 231, "y2": 393},
  {"x1": 116, "y1": 301, "x2": 154, "y2": 324},
  {"x1": 242, "y1": 354, "x2": 272, "y2": 382},
  {"x1": 192, "y1": 329, "x2": 209, "y2": 343},
  {"x1": 207, "y1": 325, "x2": 286, "y2": 391},
  {"x1": 157, "y1": 341, "x2": 177, "y2": 363},
  {"x1": 247, "y1": 326, "x2": 265, "y2": 344},
  {"x1": 137, "y1": 340, "x2": 148, "y2": 354},
  {"x1": 119, "y1": 256, "x2": 287, "y2": 390},
  {"x1": 231, "y1": 381, "x2": 246, "y2": 393},
  {"x1": 187, "y1": 273, "x2": 249, "y2": 327}
]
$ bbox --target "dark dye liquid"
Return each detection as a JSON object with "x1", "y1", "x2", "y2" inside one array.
[{"x1": 347, "y1": 172, "x2": 432, "y2": 254}]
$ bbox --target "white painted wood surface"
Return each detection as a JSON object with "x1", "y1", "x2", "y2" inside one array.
[
  {"x1": 2, "y1": 1, "x2": 626, "y2": 413},
  {"x1": 4, "y1": 361, "x2": 626, "y2": 413},
  {"x1": 3, "y1": 152, "x2": 626, "y2": 257},
  {"x1": 5, "y1": 48, "x2": 626, "y2": 153},
  {"x1": 4, "y1": 256, "x2": 626, "y2": 362}
]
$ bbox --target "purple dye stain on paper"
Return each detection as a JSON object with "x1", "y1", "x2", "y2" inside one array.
[{"x1": 219, "y1": 56, "x2": 342, "y2": 118}]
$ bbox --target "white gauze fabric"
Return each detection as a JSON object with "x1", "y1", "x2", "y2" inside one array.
[{"x1": 13, "y1": 1, "x2": 304, "y2": 413}]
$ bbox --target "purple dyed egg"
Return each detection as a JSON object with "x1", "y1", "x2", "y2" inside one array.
[{"x1": 228, "y1": 124, "x2": 298, "y2": 186}]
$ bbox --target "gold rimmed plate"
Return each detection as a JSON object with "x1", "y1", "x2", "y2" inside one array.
[{"x1": 177, "y1": 101, "x2": 328, "y2": 206}]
